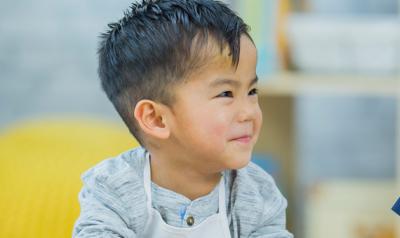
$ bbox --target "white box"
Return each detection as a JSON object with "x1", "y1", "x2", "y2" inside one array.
[
  {"x1": 287, "y1": 15, "x2": 400, "y2": 75},
  {"x1": 305, "y1": 180, "x2": 396, "y2": 238}
]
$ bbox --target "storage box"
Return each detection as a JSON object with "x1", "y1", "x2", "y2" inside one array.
[
  {"x1": 287, "y1": 15, "x2": 400, "y2": 75},
  {"x1": 305, "y1": 180, "x2": 396, "y2": 238}
]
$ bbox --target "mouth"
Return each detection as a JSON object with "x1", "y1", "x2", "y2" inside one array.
[{"x1": 230, "y1": 135, "x2": 252, "y2": 144}]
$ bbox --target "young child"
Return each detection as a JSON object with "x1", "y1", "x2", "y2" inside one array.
[{"x1": 73, "y1": 0, "x2": 293, "y2": 237}]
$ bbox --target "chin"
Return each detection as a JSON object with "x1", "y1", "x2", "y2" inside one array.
[{"x1": 226, "y1": 154, "x2": 252, "y2": 170}]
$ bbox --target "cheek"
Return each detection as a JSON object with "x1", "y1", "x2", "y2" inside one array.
[
  {"x1": 190, "y1": 108, "x2": 231, "y2": 144},
  {"x1": 254, "y1": 107, "x2": 263, "y2": 136},
  {"x1": 199, "y1": 112, "x2": 229, "y2": 139}
]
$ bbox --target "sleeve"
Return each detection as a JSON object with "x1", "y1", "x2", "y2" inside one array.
[
  {"x1": 248, "y1": 189, "x2": 294, "y2": 238},
  {"x1": 72, "y1": 169, "x2": 138, "y2": 238}
]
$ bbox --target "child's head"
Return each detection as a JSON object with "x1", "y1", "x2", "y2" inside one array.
[{"x1": 99, "y1": 0, "x2": 261, "y2": 170}]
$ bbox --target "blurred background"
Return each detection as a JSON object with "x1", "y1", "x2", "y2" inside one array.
[{"x1": 0, "y1": 0, "x2": 399, "y2": 237}]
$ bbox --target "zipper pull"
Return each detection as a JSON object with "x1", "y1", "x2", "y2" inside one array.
[{"x1": 179, "y1": 206, "x2": 187, "y2": 225}]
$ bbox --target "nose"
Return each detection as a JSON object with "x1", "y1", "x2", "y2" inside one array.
[{"x1": 236, "y1": 98, "x2": 261, "y2": 123}]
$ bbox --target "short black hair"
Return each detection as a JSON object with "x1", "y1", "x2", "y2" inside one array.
[{"x1": 98, "y1": 0, "x2": 251, "y2": 145}]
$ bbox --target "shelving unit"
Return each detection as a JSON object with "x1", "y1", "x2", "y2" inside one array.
[
  {"x1": 230, "y1": 0, "x2": 400, "y2": 234},
  {"x1": 260, "y1": 73, "x2": 400, "y2": 96},
  {"x1": 255, "y1": 73, "x2": 400, "y2": 236}
]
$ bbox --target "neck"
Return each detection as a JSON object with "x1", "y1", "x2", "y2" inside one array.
[{"x1": 149, "y1": 152, "x2": 222, "y2": 201}]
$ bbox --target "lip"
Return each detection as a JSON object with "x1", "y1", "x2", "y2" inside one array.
[{"x1": 231, "y1": 135, "x2": 252, "y2": 144}]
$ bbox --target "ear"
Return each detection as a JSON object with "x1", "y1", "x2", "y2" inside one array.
[{"x1": 134, "y1": 100, "x2": 170, "y2": 140}]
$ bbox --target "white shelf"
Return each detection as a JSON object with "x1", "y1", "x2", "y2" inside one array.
[
  {"x1": 257, "y1": 72, "x2": 400, "y2": 237},
  {"x1": 259, "y1": 73, "x2": 400, "y2": 97}
]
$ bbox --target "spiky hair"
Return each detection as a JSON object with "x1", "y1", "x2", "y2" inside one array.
[{"x1": 98, "y1": 0, "x2": 251, "y2": 145}]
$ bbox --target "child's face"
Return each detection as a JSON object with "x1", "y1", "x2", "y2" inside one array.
[{"x1": 166, "y1": 35, "x2": 262, "y2": 172}]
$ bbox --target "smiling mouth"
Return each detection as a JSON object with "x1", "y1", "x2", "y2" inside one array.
[{"x1": 231, "y1": 135, "x2": 252, "y2": 144}]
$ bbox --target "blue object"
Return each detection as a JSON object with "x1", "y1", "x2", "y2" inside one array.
[
  {"x1": 251, "y1": 154, "x2": 279, "y2": 177},
  {"x1": 179, "y1": 206, "x2": 187, "y2": 225},
  {"x1": 392, "y1": 197, "x2": 400, "y2": 215}
]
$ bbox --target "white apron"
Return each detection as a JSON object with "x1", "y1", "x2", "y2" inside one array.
[{"x1": 141, "y1": 153, "x2": 232, "y2": 238}]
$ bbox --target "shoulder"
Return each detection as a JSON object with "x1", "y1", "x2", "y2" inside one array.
[
  {"x1": 75, "y1": 147, "x2": 148, "y2": 234},
  {"x1": 229, "y1": 162, "x2": 288, "y2": 232},
  {"x1": 80, "y1": 146, "x2": 148, "y2": 211},
  {"x1": 81, "y1": 146, "x2": 146, "y2": 187}
]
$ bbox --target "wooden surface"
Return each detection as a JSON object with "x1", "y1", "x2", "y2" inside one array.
[
  {"x1": 256, "y1": 72, "x2": 400, "y2": 236},
  {"x1": 254, "y1": 95, "x2": 295, "y2": 232}
]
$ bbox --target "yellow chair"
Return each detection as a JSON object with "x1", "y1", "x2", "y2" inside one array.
[{"x1": 0, "y1": 117, "x2": 138, "y2": 237}]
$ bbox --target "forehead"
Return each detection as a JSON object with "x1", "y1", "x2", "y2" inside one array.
[
  {"x1": 187, "y1": 36, "x2": 257, "y2": 86},
  {"x1": 168, "y1": 36, "x2": 257, "y2": 109}
]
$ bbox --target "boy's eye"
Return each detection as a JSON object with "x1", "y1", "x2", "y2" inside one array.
[
  {"x1": 249, "y1": 88, "x2": 258, "y2": 96},
  {"x1": 217, "y1": 91, "x2": 233, "y2": 98}
]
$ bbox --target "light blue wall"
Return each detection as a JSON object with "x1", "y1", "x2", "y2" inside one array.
[
  {"x1": 296, "y1": 95, "x2": 396, "y2": 184},
  {"x1": 0, "y1": 0, "x2": 133, "y2": 129}
]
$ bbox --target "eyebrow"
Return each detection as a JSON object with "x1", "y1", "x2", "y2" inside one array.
[{"x1": 209, "y1": 76, "x2": 258, "y2": 88}]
